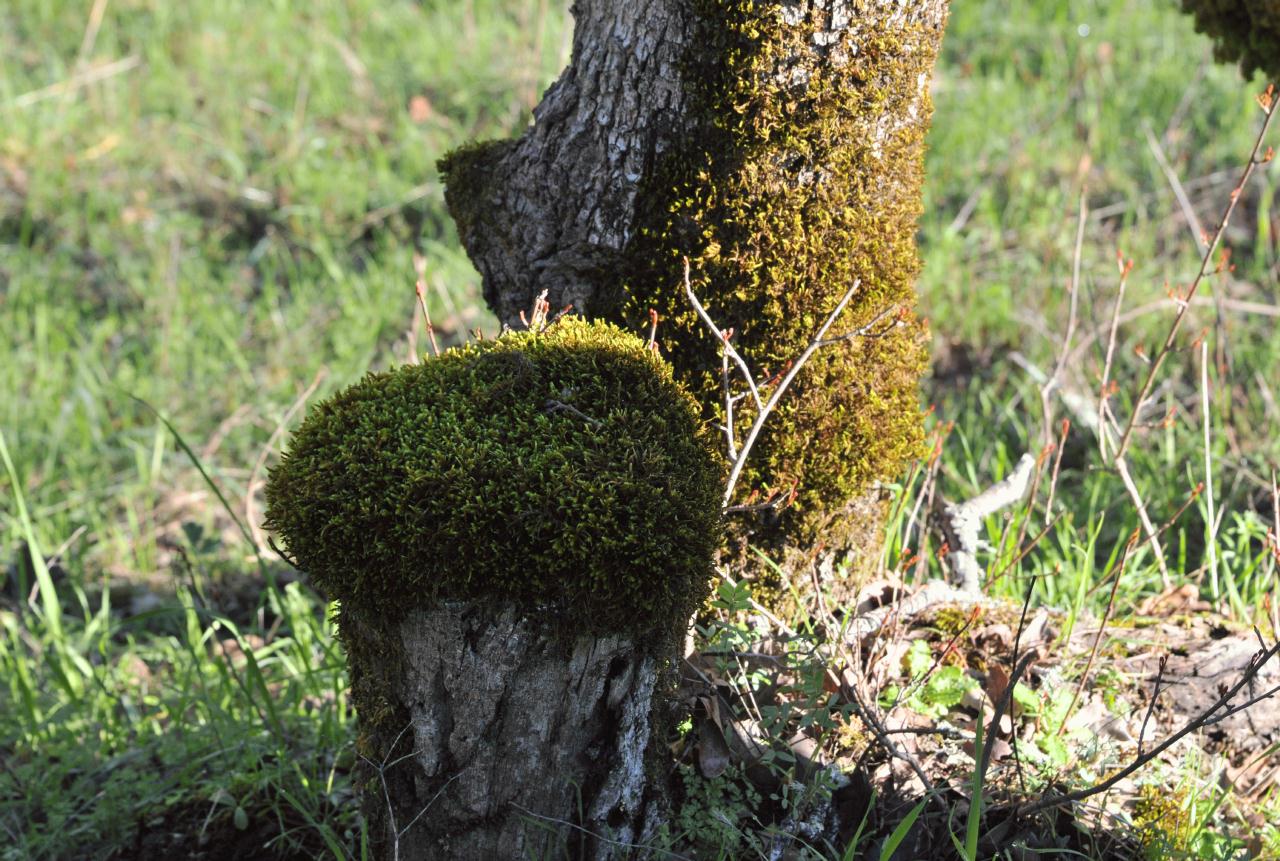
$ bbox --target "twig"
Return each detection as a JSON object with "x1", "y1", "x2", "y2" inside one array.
[
  {"x1": 1114, "y1": 455, "x2": 1171, "y2": 588},
  {"x1": 359, "y1": 722, "x2": 465, "y2": 861},
  {"x1": 413, "y1": 252, "x2": 441, "y2": 359},
  {"x1": 544, "y1": 400, "x2": 602, "y2": 428},
  {"x1": 715, "y1": 569, "x2": 798, "y2": 638},
  {"x1": 1044, "y1": 419, "x2": 1070, "y2": 527},
  {"x1": 1098, "y1": 89, "x2": 1276, "y2": 585},
  {"x1": 842, "y1": 681, "x2": 946, "y2": 813},
  {"x1": 1062, "y1": 531, "x2": 1138, "y2": 728},
  {"x1": 1014, "y1": 635, "x2": 1280, "y2": 817},
  {"x1": 682, "y1": 258, "x2": 902, "y2": 509},
  {"x1": 683, "y1": 259, "x2": 762, "y2": 412},
  {"x1": 977, "y1": 651, "x2": 1037, "y2": 790},
  {"x1": 1135, "y1": 655, "x2": 1167, "y2": 761},
  {"x1": 351, "y1": 182, "x2": 438, "y2": 240},
  {"x1": 727, "y1": 284, "x2": 875, "y2": 505},
  {"x1": 1200, "y1": 341, "x2": 1222, "y2": 603},
  {"x1": 940, "y1": 453, "x2": 1036, "y2": 592},
  {"x1": 1040, "y1": 192, "x2": 1087, "y2": 447},
  {"x1": 1143, "y1": 119, "x2": 1231, "y2": 375},
  {"x1": 73, "y1": 0, "x2": 111, "y2": 74},
  {"x1": 1143, "y1": 120, "x2": 1208, "y2": 249},
  {"x1": 1096, "y1": 253, "x2": 1132, "y2": 460},
  {"x1": 1113, "y1": 90, "x2": 1276, "y2": 463}
]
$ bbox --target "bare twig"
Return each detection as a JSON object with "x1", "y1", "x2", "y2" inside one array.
[
  {"x1": 682, "y1": 258, "x2": 903, "y2": 509},
  {"x1": 1114, "y1": 455, "x2": 1171, "y2": 588},
  {"x1": 940, "y1": 453, "x2": 1036, "y2": 592},
  {"x1": 1200, "y1": 341, "x2": 1222, "y2": 602},
  {"x1": 1096, "y1": 253, "x2": 1132, "y2": 460},
  {"x1": 977, "y1": 651, "x2": 1037, "y2": 789},
  {"x1": 842, "y1": 681, "x2": 946, "y2": 813},
  {"x1": 1143, "y1": 119, "x2": 1232, "y2": 375},
  {"x1": 1040, "y1": 192, "x2": 1087, "y2": 447},
  {"x1": 1062, "y1": 531, "x2": 1138, "y2": 727},
  {"x1": 544, "y1": 400, "x2": 602, "y2": 428},
  {"x1": 1135, "y1": 655, "x2": 1167, "y2": 761},
  {"x1": 683, "y1": 259, "x2": 762, "y2": 412},
  {"x1": 1114, "y1": 91, "x2": 1276, "y2": 462},
  {"x1": 413, "y1": 252, "x2": 441, "y2": 359},
  {"x1": 509, "y1": 803, "x2": 694, "y2": 860},
  {"x1": 1014, "y1": 635, "x2": 1280, "y2": 817},
  {"x1": 359, "y1": 722, "x2": 464, "y2": 861}
]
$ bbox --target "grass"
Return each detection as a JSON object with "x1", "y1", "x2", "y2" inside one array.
[{"x1": 2, "y1": 0, "x2": 1279, "y2": 857}]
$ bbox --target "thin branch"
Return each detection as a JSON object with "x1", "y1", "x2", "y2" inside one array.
[
  {"x1": 1096, "y1": 254, "x2": 1132, "y2": 460},
  {"x1": 1114, "y1": 455, "x2": 1171, "y2": 588},
  {"x1": 9, "y1": 55, "x2": 141, "y2": 108},
  {"x1": 1014, "y1": 636, "x2": 1280, "y2": 817},
  {"x1": 1135, "y1": 655, "x2": 1167, "y2": 761},
  {"x1": 1113, "y1": 92, "x2": 1276, "y2": 462},
  {"x1": 413, "y1": 252, "x2": 441, "y2": 359},
  {"x1": 1040, "y1": 191, "x2": 1087, "y2": 447},
  {"x1": 683, "y1": 259, "x2": 763, "y2": 411},
  {"x1": 940, "y1": 453, "x2": 1036, "y2": 592},
  {"x1": 717, "y1": 274, "x2": 875, "y2": 508},
  {"x1": 246, "y1": 368, "x2": 328, "y2": 552}
]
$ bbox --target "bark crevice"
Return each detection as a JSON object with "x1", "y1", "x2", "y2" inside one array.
[{"x1": 356, "y1": 605, "x2": 671, "y2": 860}]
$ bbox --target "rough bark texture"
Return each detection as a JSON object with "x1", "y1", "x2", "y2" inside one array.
[
  {"x1": 347, "y1": 605, "x2": 671, "y2": 861},
  {"x1": 441, "y1": 0, "x2": 694, "y2": 325},
  {"x1": 443, "y1": 0, "x2": 950, "y2": 598}
]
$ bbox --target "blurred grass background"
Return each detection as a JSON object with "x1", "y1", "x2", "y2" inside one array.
[{"x1": 2, "y1": 0, "x2": 1278, "y2": 857}]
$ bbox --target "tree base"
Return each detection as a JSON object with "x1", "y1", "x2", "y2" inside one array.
[{"x1": 343, "y1": 604, "x2": 674, "y2": 860}]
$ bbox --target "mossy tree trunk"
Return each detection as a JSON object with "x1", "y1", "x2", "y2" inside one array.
[
  {"x1": 347, "y1": 605, "x2": 672, "y2": 860},
  {"x1": 443, "y1": 0, "x2": 950, "y2": 599}
]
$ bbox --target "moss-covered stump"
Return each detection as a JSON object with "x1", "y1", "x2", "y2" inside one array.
[
  {"x1": 264, "y1": 319, "x2": 721, "y2": 860},
  {"x1": 440, "y1": 1, "x2": 948, "y2": 599},
  {"x1": 1180, "y1": 0, "x2": 1280, "y2": 81}
]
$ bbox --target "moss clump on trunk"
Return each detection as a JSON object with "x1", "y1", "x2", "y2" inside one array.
[
  {"x1": 613, "y1": 2, "x2": 941, "y2": 575},
  {"x1": 264, "y1": 317, "x2": 722, "y2": 642},
  {"x1": 1180, "y1": 0, "x2": 1280, "y2": 80}
]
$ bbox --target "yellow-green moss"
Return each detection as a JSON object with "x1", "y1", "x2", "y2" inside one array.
[
  {"x1": 610, "y1": 2, "x2": 936, "y2": 568},
  {"x1": 1133, "y1": 783, "x2": 1194, "y2": 857},
  {"x1": 1180, "y1": 0, "x2": 1280, "y2": 80},
  {"x1": 263, "y1": 317, "x2": 722, "y2": 640}
]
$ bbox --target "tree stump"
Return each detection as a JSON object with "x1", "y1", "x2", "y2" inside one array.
[
  {"x1": 345, "y1": 606, "x2": 668, "y2": 860},
  {"x1": 264, "y1": 320, "x2": 722, "y2": 859}
]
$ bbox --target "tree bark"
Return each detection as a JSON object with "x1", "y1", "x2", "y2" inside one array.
[
  {"x1": 443, "y1": 0, "x2": 950, "y2": 597},
  {"x1": 348, "y1": 605, "x2": 673, "y2": 861}
]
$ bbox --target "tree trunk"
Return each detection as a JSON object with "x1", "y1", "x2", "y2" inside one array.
[
  {"x1": 347, "y1": 604, "x2": 673, "y2": 861},
  {"x1": 443, "y1": 0, "x2": 950, "y2": 599}
]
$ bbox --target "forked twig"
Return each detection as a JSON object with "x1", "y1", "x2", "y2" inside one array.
[
  {"x1": 683, "y1": 258, "x2": 900, "y2": 509},
  {"x1": 1013, "y1": 635, "x2": 1280, "y2": 818}
]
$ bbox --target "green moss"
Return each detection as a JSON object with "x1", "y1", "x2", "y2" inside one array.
[
  {"x1": 437, "y1": 139, "x2": 512, "y2": 249},
  {"x1": 1133, "y1": 783, "x2": 1193, "y2": 856},
  {"x1": 610, "y1": 2, "x2": 937, "y2": 572},
  {"x1": 264, "y1": 317, "x2": 722, "y2": 640},
  {"x1": 1180, "y1": 0, "x2": 1280, "y2": 80}
]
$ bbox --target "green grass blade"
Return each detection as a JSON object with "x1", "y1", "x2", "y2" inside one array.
[
  {"x1": 879, "y1": 798, "x2": 926, "y2": 861},
  {"x1": 126, "y1": 394, "x2": 271, "y2": 581},
  {"x1": 0, "y1": 428, "x2": 63, "y2": 640},
  {"x1": 964, "y1": 706, "x2": 985, "y2": 861}
]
